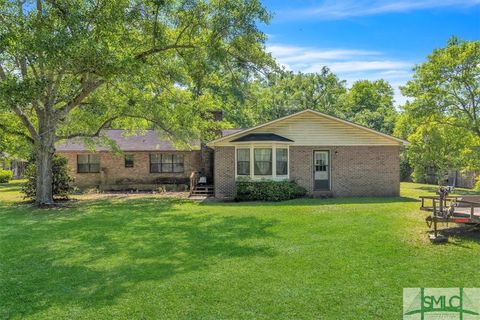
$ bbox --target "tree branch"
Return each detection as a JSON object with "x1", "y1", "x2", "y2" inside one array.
[
  {"x1": 55, "y1": 79, "x2": 104, "y2": 116},
  {"x1": 12, "y1": 105, "x2": 39, "y2": 141},
  {"x1": 48, "y1": 68, "x2": 65, "y2": 108},
  {"x1": 135, "y1": 44, "x2": 197, "y2": 60},
  {"x1": 0, "y1": 122, "x2": 34, "y2": 143},
  {"x1": 56, "y1": 116, "x2": 119, "y2": 140},
  {"x1": 122, "y1": 114, "x2": 177, "y2": 139},
  {"x1": 0, "y1": 63, "x2": 6, "y2": 80},
  {"x1": 56, "y1": 113, "x2": 178, "y2": 142}
]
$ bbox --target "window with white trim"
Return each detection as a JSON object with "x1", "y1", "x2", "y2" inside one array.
[
  {"x1": 276, "y1": 148, "x2": 288, "y2": 175},
  {"x1": 236, "y1": 148, "x2": 250, "y2": 176},
  {"x1": 236, "y1": 145, "x2": 289, "y2": 180},
  {"x1": 254, "y1": 148, "x2": 272, "y2": 176}
]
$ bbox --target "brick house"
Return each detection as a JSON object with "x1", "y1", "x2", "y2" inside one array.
[
  {"x1": 207, "y1": 109, "x2": 407, "y2": 199},
  {"x1": 57, "y1": 109, "x2": 407, "y2": 198}
]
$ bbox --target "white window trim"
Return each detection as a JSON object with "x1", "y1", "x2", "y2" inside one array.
[{"x1": 235, "y1": 144, "x2": 289, "y2": 180}]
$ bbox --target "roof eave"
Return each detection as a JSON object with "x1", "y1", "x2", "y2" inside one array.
[{"x1": 227, "y1": 140, "x2": 294, "y2": 145}]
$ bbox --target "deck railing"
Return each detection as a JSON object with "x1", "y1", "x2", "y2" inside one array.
[{"x1": 189, "y1": 171, "x2": 199, "y2": 195}]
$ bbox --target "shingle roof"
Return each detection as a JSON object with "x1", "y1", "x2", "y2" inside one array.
[
  {"x1": 231, "y1": 133, "x2": 294, "y2": 142},
  {"x1": 221, "y1": 128, "x2": 244, "y2": 137},
  {"x1": 56, "y1": 130, "x2": 201, "y2": 152}
]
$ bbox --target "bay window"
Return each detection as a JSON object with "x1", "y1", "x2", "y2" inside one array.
[
  {"x1": 254, "y1": 148, "x2": 272, "y2": 175},
  {"x1": 236, "y1": 145, "x2": 289, "y2": 179},
  {"x1": 236, "y1": 149, "x2": 250, "y2": 176},
  {"x1": 276, "y1": 148, "x2": 288, "y2": 176}
]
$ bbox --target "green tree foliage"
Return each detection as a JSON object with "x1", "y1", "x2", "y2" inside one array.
[
  {"x1": 342, "y1": 79, "x2": 397, "y2": 134},
  {"x1": 217, "y1": 70, "x2": 399, "y2": 135},
  {"x1": 397, "y1": 38, "x2": 480, "y2": 182},
  {"x1": 404, "y1": 121, "x2": 476, "y2": 183},
  {"x1": 0, "y1": 0, "x2": 272, "y2": 205},
  {"x1": 0, "y1": 114, "x2": 32, "y2": 159},
  {"x1": 22, "y1": 155, "x2": 74, "y2": 201},
  {"x1": 0, "y1": 168, "x2": 13, "y2": 183},
  {"x1": 220, "y1": 68, "x2": 348, "y2": 126},
  {"x1": 402, "y1": 37, "x2": 480, "y2": 138}
]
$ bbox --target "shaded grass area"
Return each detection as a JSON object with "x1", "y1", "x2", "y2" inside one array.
[{"x1": 0, "y1": 182, "x2": 479, "y2": 319}]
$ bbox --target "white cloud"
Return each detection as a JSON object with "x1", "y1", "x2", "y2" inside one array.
[
  {"x1": 304, "y1": 60, "x2": 411, "y2": 73},
  {"x1": 267, "y1": 44, "x2": 414, "y2": 106},
  {"x1": 268, "y1": 45, "x2": 379, "y2": 63},
  {"x1": 278, "y1": 0, "x2": 480, "y2": 20}
]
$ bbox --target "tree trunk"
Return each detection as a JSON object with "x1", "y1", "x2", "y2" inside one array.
[{"x1": 35, "y1": 117, "x2": 56, "y2": 206}]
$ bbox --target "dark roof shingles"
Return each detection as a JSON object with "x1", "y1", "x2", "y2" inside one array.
[
  {"x1": 231, "y1": 133, "x2": 293, "y2": 142},
  {"x1": 56, "y1": 130, "x2": 200, "y2": 152},
  {"x1": 221, "y1": 128, "x2": 244, "y2": 137}
]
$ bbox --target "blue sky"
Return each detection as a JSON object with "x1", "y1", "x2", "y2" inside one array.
[{"x1": 260, "y1": 0, "x2": 480, "y2": 105}]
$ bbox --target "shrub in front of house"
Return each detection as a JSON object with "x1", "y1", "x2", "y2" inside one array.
[
  {"x1": 235, "y1": 180, "x2": 307, "y2": 201},
  {"x1": 0, "y1": 169, "x2": 13, "y2": 183},
  {"x1": 22, "y1": 155, "x2": 75, "y2": 200},
  {"x1": 475, "y1": 176, "x2": 480, "y2": 192}
]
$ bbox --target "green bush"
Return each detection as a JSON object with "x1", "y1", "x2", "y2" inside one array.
[
  {"x1": 22, "y1": 155, "x2": 75, "y2": 200},
  {"x1": 235, "y1": 180, "x2": 307, "y2": 201},
  {"x1": 475, "y1": 176, "x2": 480, "y2": 192},
  {"x1": 0, "y1": 169, "x2": 13, "y2": 183}
]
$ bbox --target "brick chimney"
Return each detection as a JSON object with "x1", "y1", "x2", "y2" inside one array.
[
  {"x1": 210, "y1": 110, "x2": 223, "y2": 122},
  {"x1": 199, "y1": 110, "x2": 223, "y2": 184}
]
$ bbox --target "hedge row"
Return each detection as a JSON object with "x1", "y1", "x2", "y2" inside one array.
[{"x1": 235, "y1": 180, "x2": 306, "y2": 201}]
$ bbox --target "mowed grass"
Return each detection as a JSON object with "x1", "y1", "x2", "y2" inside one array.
[{"x1": 0, "y1": 182, "x2": 479, "y2": 319}]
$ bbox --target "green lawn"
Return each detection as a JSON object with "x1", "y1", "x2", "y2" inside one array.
[{"x1": 1, "y1": 182, "x2": 479, "y2": 319}]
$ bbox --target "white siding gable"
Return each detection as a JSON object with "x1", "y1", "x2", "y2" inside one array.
[{"x1": 212, "y1": 110, "x2": 404, "y2": 146}]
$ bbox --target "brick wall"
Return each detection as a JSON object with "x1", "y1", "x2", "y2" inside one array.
[
  {"x1": 213, "y1": 146, "x2": 236, "y2": 199},
  {"x1": 57, "y1": 151, "x2": 202, "y2": 189},
  {"x1": 212, "y1": 145, "x2": 400, "y2": 199},
  {"x1": 290, "y1": 146, "x2": 400, "y2": 197},
  {"x1": 61, "y1": 145, "x2": 400, "y2": 196}
]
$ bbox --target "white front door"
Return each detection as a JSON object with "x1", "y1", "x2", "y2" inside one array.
[{"x1": 314, "y1": 151, "x2": 330, "y2": 191}]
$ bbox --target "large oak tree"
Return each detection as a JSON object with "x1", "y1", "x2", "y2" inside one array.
[{"x1": 0, "y1": 0, "x2": 272, "y2": 205}]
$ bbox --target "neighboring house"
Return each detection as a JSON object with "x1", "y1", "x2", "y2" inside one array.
[
  {"x1": 447, "y1": 170, "x2": 478, "y2": 189},
  {"x1": 56, "y1": 109, "x2": 407, "y2": 198},
  {"x1": 414, "y1": 167, "x2": 478, "y2": 189}
]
